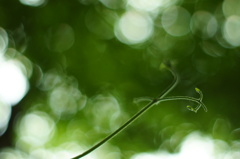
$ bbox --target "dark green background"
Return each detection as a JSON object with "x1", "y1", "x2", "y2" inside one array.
[{"x1": 1, "y1": 0, "x2": 240, "y2": 158}]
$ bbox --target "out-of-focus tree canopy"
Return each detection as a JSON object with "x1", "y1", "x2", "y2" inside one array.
[{"x1": 1, "y1": 0, "x2": 240, "y2": 158}]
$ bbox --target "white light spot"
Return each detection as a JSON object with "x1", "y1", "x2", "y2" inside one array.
[
  {"x1": 132, "y1": 152, "x2": 175, "y2": 159},
  {"x1": 115, "y1": 10, "x2": 153, "y2": 45},
  {"x1": 17, "y1": 111, "x2": 55, "y2": 146},
  {"x1": 49, "y1": 86, "x2": 78, "y2": 117},
  {"x1": 131, "y1": 131, "x2": 238, "y2": 159},
  {"x1": 48, "y1": 80, "x2": 87, "y2": 118},
  {"x1": 128, "y1": 0, "x2": 162, "y2": 12},
  {"x1": 30, "y1": 148, "x2": 55, "y2": 159},
  {"x1": 162, "y1": 6, "x2": 191, "y2": 37},
  {"x1": 19, "y1": 0, "x2": 46, "y2": 7},
  {"x1": 223, "y1": 15, "x2": 240, "y2": 47},
  {"x1": 179, "y1": 132, "x2": 215, "y2": 159},
  {"x1": 127, "y1": 0, "x2": 179, "y2": 13},
  {"x1": 0, "y1": 60, "x2": 29, "y2": 105}
]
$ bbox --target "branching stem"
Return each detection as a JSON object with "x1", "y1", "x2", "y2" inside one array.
[{"x1": 71, "y1": 65, "x2": 207, "y2": 159}]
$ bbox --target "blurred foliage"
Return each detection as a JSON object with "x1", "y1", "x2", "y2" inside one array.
[{"x1": 1, "y1": 0, "x2": 240, "y2": 158}]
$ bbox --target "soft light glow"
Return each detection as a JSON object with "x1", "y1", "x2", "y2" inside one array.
[
  {"x1": 89, "y1": 95, "x2": 122, "y2": 131},
  {"x1": 115, "y1": 10, "x2": 153, "y2": 45},
  {"x1": 128, "y1": 0, "x2": 162, "y2": 12},
  {"x1": 39, "y1": 70, "x2": 62, "y2": 91},
  {"x1": 222, "y1": 0, "x2": 240, "y2": 17},
  {"x1": 162, "y1": 6, "x2": 191, "y2": 37},
  {"x1": 223, "y1": 15, "x2": 240, "y2": 47},
  {"x1": 0, "y1": 27, "x2": 30, "y2": 137},
  {"x1": 0, "y1": 60, "x2": 29, "y2": 105},
  {"x1": 30, "y1": 148, "x2": 55, "y2": 159},
  {"x1": 49, "y1": 83, "x2": 87, "y2": 118},
  {"x1": 19, "y1": 0, "x2": 46, "y2": 7},
  {"x1": 190, "y1": 11, "x2": 218, "y2": 39},
  {"x1": 131, "y1": 131, "x2": 240, "y2": 159},
  {"x1": 0, "y1": 148, "x2": 28, "y2": 159},
  {"x1": 132, "y1": 152, "x2": 176, "y2": 159},
  {"x1": 127, "y1": 0, "x2": 178, "y2": 13},
  {"x1": 179, "y1": 132, "x2": 214, "y2": 159},
  {"x1": 53, "y1": 142, "x2": 95, "y2": 159},
  {"x1": 0, "y1": 28, "x2": 8, "y2": 54},
  {"x1": 0, "y1": 103, "x2": 11, "y2": 135},
  {"x1": 17, "y1": 111, "x2": 55, "y2": 147}
]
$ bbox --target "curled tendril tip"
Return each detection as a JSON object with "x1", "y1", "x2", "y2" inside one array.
[{"x1": 71, "y1": 65, "x2": 208, "y2": 159}]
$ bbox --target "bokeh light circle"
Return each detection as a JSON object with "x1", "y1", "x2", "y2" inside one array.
[
  {"x1": 0, "y1": 60, "x2": 29, "y2": 105},
  {"x1": 89, "y1": 95, "x2": 122, "y2": 131},
  {"x1": 162, "y1": 6, "x2": 191, "y2": 37},
  {"x1": 49, "y1": 84, "x2": 84, "y2": 118},
  {"x1": 115, "y1": 10, "x2": 153, "y2": 45},
  {"x1": 222, "y1": 0, "x2": 240, "y2": 17},
  {"x1": 190, "y1": 11, "x2": 218, "y2": 39},
  {"x1": 223, "y1": 15, "x2": 240, "y2": 47},
  {"x1": 17, "y1": 111, "x2": 55, "y2": 147},
  {"x1": 128, "y1": 0, "x2": 162, "y2": 12},
  {"x1": 19, "y1": 0, "x2": 46, "y2": 7}
]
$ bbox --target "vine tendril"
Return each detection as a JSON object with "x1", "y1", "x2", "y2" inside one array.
[{"x1": 71, "y1": 64, "x2": 207, "y2": 159}]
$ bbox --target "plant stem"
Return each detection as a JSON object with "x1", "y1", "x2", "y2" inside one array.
[
  {"x1": 157, "y1": 96, "x2": 207, "y2": 112},
  {"x1": 71, "y1": 66, "x2": 207, "y2": 159},
  {"x1": 71, "y1": 99, "x2": 157, "y2": 159}
]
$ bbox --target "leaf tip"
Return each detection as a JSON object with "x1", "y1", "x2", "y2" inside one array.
[
  {"x1": 187, "y1": 105, "x2": 197, "y2": 113},
  {"x1": 195, "y1": 88, "x2": 201, "y2": 93}
]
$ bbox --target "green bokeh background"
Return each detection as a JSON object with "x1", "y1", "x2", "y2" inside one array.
[{"x1": 1, "y1": 0, "x2": 240, "y2": 158}]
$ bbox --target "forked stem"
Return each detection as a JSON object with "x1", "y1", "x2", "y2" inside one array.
[{"x1": 71, "y1": 64, "x2": 207, "y2": 159}]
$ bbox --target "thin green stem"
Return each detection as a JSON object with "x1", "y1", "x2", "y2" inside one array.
[
  {"x1": 156, "y1": 66, "x2": 179, "y2": 99},
  {"x1": 157, "y1": 96, "x2": 207, "y2": 112},
  {"x1": 71, "y1": 100, "x2": 156, "y2": 159},
  {"x1": 71, "y1": 65, "x2": 207, "y2": 159},
  {"x1": 71, "y1": 65, "x2": 177, "y2": 159}
]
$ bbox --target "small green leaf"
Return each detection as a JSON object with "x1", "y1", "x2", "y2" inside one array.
[
  {"x1": 195, "y1": 87, "x2": 203, "y2": 101},
  {"x1": 187, "y1": 105, "x2": 197, "y2": 113},
  {"x1": 195, "y1": 88, "x2": 201, "y2": 93}
]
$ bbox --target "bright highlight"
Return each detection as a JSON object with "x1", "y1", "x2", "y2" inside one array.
[
  {"x1": 0, "y1": 60, "x2": 29, "y2": 105},
  {"x1": 19, "y1": 0, "x2": 46, "y2": 7},
  {"x1": 115, "y1": 11, "x2": 153, "y2": 45}
]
